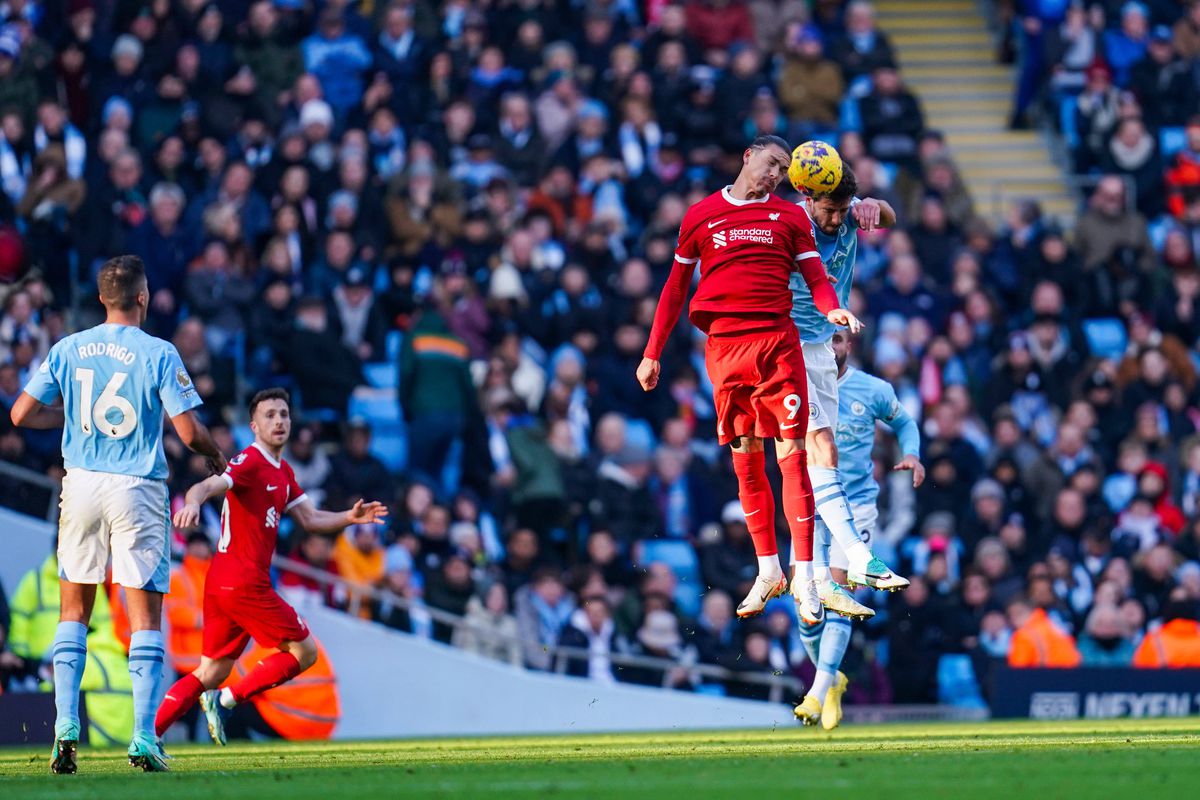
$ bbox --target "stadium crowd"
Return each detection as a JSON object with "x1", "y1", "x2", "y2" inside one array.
[{"x1": 2, "y1": 0, "x2": 1200, "y2": 711}]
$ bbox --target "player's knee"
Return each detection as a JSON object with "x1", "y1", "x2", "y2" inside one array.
[
  {"x1": 195, "y1": 658, "x2": 233, "y2": 688},
  {"x1": 807, "y1": 429, "x2": 838, "y2": 467},
  {"x1": 290, "y1": 637, "x2": 318, "y2": 671}
]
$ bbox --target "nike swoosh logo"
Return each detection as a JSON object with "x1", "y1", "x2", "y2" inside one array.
[
  {"x1": 707, "y1": 219, "x2": 728, "y2": 229},
  {"x1": 744, "y1": 509, "x2": 761, "y2": 517},
  {"x1": 266, "y1": 485, "x2": 278, "y2": 491},
  {"x1": 781, "y1": 423, "x2": 800, "y2": 430}
]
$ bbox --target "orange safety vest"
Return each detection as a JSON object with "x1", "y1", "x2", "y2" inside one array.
[
  {"x1": 107, "y1": 581, "x2": 131, "y2": 653},
  {"x1": 1132, "y1": 620, "x2": 1200, "y2": 668},
  {"x1": 231, "y1": 638, "x2": 340, "y2": 740},
  {"x1": 165, "y1": 555, "x2": 210, "y2": 674},
  {"x1": 1008, "y1": 609, "x2": 1082, "y2": 668}
]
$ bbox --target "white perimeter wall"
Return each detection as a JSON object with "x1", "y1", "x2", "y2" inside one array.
[
  {"x1": 305, "y1": 606, "x2": 794, "y2": 739},
  {"x1": 0, "y1": 506, "x2": 53, "y2": 594}
]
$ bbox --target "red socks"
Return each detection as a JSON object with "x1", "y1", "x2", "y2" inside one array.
[
  {"x1": 731, "y1": 449, "x2": 777, "y2": 556},
  {"x1": 778, "y1": 450, "x2": 815, "y2": 562},
  {"x1": 230, "y1": 652, "x2": 303, "y2": 704},
  {"x1": 155, "y1": 672, "x2": 204, "y2": 737}
]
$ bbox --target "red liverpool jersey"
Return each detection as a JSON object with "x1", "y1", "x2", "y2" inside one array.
[
  {"x1": 644, "y1": 186, "x2": 839, "y2": 359},
  {"x1": 208, "y1": 443, "x2": 307, "y2": 589}
]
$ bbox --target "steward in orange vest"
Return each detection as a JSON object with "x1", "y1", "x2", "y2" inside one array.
[
  {"x1": 164, "y1": 533, "x2": 213, "y2": 675},
  {"x1": 1133, "y1": 599, "x2": 1200, "y2": 668},
  {"x1": 230, "y1": 636, "x2": 340, "y2": 740},
  {"x1": 1007, "y1": 599, "x2": 1082, "y2": 668}
]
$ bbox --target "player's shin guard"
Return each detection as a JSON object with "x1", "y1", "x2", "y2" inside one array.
[
  {"x1": 808, "y1": 466, "x2": 872, "y2": 570},
  {"x1": 229, "y1": 652, "x2": 302, "y2": 704},
  {"x1": 155, "y1": 673, "x2": 205, "y2": 737},
  {"x1": 778, "y1": 450, "x2": 815, "y2": 563},
  {"x1": 128, "y1": 630, "x2": 166, "y2": 740},
  {"x1": 51, "y1": 622, "x2": 88, "y2": 738},
  {"x1": 731, "y1": 450, "x2": 778, "y2": 561}
]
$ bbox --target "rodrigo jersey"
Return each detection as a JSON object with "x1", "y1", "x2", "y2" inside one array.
[
  {"x1": 834, "y1": 365, "x2": 920, "y2": 508},
  {"x1": 791, "y1": 197, "x2": 861, "y2": 344},
  {"x1": 21, "y1": 323, "x2": 201, "y2": 480}
]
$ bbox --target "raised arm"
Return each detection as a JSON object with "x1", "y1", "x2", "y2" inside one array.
[
  {"x1": 172, "y1": 474, "x2": 231, "y2": 529},
  {"x1": 850, "y1": 197, "x2": 897, "y2": 232},
  {"x1": 288, "y1": 497, "x2": 389, "y2": 535},
  {"x1": 9, "y1": 392, "x2": 64, "y2": 429},
  {"x1": 169, "y1": 410, "x2": 227, "y2": 475}
]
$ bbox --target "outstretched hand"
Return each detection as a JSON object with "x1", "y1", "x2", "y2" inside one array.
[
  {"x1": 173, "y1": 502, "x2": 201, "y2": 530},
  {"x1": 347, "y1": 499, "x2": 389, "y2": 525},
  {"x1": 893, "y1": 455, "x2": 926, "y2": 488},
  {"x1": 826, "y1": 308, "x2": 864, "y2": 334}
]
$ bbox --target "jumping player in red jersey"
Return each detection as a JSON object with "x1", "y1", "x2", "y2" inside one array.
[
  {"x1": 154, "y1": 388, "x2": 387, "y2": 746},
  {"x1": 636, "y1": 135, "x2": 862, "y2": 624}
]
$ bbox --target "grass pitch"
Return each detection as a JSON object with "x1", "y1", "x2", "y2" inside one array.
[{"x1": 1, "y1": 717, "x2": 1198, "y2": 799}]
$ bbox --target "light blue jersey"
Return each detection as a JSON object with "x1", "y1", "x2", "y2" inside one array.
[
  {"x1": 22, "y1": 323, "x2": 201, "y2": 480},
  {"x1": 790, "y1": 198, "x2": 860, "y2": 343},
  {"x1": 835, "y1": 365, "x2": 920, "y2": 507}
]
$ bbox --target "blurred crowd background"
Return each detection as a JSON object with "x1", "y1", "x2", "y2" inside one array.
[{"x1": 2, "y1": 0, "x2": 1200, "y2": 709}]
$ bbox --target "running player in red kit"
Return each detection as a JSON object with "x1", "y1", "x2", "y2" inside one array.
[
  {"x1": 154, "y1": 388, "x2": 387, "y2": 747},
  {"x1": 636, "y1": 135, "x2": 862, "y2": 624}
]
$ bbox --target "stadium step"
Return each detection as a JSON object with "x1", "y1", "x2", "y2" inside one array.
[{"x1": 876, "y1": 0, "x2": 1078, "y2": 227}]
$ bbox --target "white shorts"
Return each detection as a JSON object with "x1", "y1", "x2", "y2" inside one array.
[
  {"x1": 58, "y1": 468, "x2": 171, "y2": 593},
  {"x1": 803, "y1": 340, "x2": 838, "y2": 433},
  {"x1": 824, "y1": 504, "x2": 879, "y2": 572}
]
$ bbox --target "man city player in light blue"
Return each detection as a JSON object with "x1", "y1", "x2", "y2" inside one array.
[
  {"x1": 11, "y1": 255, "x2": 226, "y2": 774},
  {"x1": 789, "y1": 164, "x2": 908, "y2": 625},
  {"x1": 793, "y1": 330, "x2": 924, "y2": 727}
]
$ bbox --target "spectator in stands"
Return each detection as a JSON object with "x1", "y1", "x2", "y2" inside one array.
[
  {"x1": 281, "y1": 532, "x2": 345, "y2": 611},
  {"x1": 1131, "y1": 25, "x2": 1195, "y2": 129},
  {"x1": 515, "y1": 568, "x2": 576, "y2": 670},
  {"x1": 833, "y1": 0, "x2": 896, "y2": 84},
  {"x1": 324, "y1": 420, "x2": 393, "y2": 511},
  {"x1": 691, "y1": 589, "x2": 739, "y2": 668},
  {"x1": 1075, "y1": 175, "x2": 1157, "y2": 275},
  {"x1": 425, "y1": 552, "x2": 476, "y2": 643},
  {"x1": 453, "y1": 581, "x2": 522, "y2": 666},
  {"x1": 1072, "y1": 63, "x2": 1121, "y2": 173},
  {"x1": 558, "y1": 594, "x2": 618, "y2": 681},
  {"x1": 776, "y1": 24, "x2": 843, "y2": 131},
  {"x1": 286, "y1": 296, "x2": 364, "y2": 416},
  {"x1": 333, "y1": 523, "x2": 387, "y2": 620},
  {"x1": 1006, "y1": 591, "x2": 1082, "y2": 667},
  {"x1": 1104, "y1": 1, "x2": 1152, "y2": 87},
  {"x1": 887, "y1": 576, "x2": 941, "y2": 703},
  {"x1": 1104, "y1": 117, "x2": 1163, "y2": 216},
  {"x1": 621, "y1": 608, "x2": 695, "y2": 690},
  {"x1": 1132, "y1": 593, "x2": 1200, "y2": 666},
  {"x1": 859, "y1": 64, "x2": 924, "y2": 170},
  {"x1": 1077, "y1": 603, "x2": 1137, "y2": 666}
]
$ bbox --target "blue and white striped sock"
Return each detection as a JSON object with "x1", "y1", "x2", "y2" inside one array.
[
  {"x1": 52, "y1": 621, "x2": 88, "y2": 738},
  {"x1": 808, "y1": 616, "x2": 853, "y2": 701},
  {"x1": 809, "y1": 467, "x2": 872, "y2": 571},
  {"x1": 128, "y1": 629, "x2": 165, "y2": 740},
  {"x1": 797, "y1": 614, "x2": 825, "y2": 667}
]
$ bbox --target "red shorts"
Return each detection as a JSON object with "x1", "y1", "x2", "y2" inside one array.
[
  {"x1": 704, "y1": 326, "x2": 810, "y2": 446},
  {"x1": 202, "y1": 583, "x2": 310, "y2": 660}
]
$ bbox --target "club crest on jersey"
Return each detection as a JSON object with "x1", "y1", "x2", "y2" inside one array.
[
  {"x1": 713, "y1": 231, "x2": 727, "y2": 248},
  {"x1": 769, "y1": 212, "x2": 780, "y2": 220},
  {"x1": 809, "y1": 402, "x2": 819, "y2": 419},
  {"x1": 230, "y1": 453, "x2": 247, "y2": 466},
  {"x1": 851, "y1": 400, "x2": 867, "y2": 416}
]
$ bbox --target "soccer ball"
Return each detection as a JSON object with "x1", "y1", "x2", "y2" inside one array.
[{"x1": 788, "y1": 140, "x2": 843, "y2": 195}]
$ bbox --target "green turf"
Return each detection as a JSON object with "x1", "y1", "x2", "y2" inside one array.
[{"x1": 2, "y1": 718, "x2": 1198, "y2": 799}]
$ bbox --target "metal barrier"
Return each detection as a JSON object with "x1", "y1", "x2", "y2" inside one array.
[
  {"x1": 0, "y1": 460, "x2": 60, "y2": 522},
  {"x1": 272, "y1": 557, "x2": 806, "y2": 704}
]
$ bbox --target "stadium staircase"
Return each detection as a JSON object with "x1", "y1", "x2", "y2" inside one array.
[{"x1": 874, "y1": 0, "x2": 1078, "y2": 224}]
